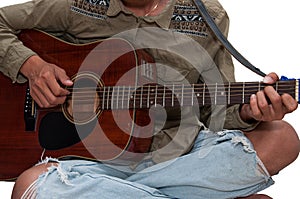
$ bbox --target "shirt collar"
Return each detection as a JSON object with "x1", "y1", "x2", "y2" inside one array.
[{"x1": 107, "y1": 0, "x2": 175, "y2": 30}]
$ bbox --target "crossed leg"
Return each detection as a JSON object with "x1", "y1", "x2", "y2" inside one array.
[
  {"x1": 236, "y1": 120, "x2": 300, "y2": 199},
  {"x1": 12, "y1": 120, "x2": 300, "y2": 199}
]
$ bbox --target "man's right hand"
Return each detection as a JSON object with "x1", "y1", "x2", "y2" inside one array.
[{"x1": 20, "y1": 55, "x2": 73, "y2": 108}]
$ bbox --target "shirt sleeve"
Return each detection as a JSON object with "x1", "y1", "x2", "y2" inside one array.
[{"x1": 0, "y1": 0, "x2": 71, "y2": 83}]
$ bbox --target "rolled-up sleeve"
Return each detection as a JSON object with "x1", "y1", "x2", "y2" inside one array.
[{"x1": 0, "y1": 0, "x2": 71, "y2": 83}]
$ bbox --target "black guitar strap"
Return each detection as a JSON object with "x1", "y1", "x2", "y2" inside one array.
[{"x1": 193, "y1": 0, "x2": 266, "y2": 77}]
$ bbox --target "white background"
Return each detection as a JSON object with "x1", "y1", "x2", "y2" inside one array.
[{"x1": 0, "y1": 0, "x2": 299, "y2": 198}]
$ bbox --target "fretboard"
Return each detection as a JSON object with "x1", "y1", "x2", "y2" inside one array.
[{"x1": 72, "y1": 79, "x2": 300, "y2": 110}]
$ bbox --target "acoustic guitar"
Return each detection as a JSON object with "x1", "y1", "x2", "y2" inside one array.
[{"x1": 0, "y1": 29, "x2": 299, "y2": 180}]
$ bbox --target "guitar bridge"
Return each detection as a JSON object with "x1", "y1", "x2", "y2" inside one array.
[{"x1": 24, "y1": 87, "x2": 36, "y2": 131}]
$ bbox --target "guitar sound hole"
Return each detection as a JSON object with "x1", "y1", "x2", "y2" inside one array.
[{"x1": 62, "y1": 72, "x2": 103, "y2": 125}]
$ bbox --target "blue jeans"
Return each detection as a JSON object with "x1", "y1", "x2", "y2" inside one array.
[{"x1": 23, "y1": 130, "x2": 274, "y2": 199}]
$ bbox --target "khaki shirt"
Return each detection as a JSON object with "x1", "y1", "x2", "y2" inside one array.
[{"x1": 0, "y1": 0, "x2": 258, "y2": 163}]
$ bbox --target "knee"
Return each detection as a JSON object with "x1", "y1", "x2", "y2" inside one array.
[
  {"x1": 12, "y1": 163, "x2": 57, "y2": 199},
  {"x1": 264, "y1": 120, "x2": 299, "y2": 174},
  {"x1": 246, "y1": 120, "x2": 299, "y2": 175},
  {"x1": 279, "y1": 120, "x2": 299, "y2": 159}
]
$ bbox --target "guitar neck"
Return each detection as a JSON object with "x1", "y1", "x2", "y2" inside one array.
[{"x1": 89, "y1": 79, "x2": 299, "y2": 110}]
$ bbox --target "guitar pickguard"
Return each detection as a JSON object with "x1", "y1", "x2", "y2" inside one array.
[{"x1": 39, "y1": 112, "x2": 97, "y2": 150}]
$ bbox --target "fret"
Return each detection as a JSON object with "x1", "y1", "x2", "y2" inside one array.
[
  {"x1": 202, "y1": 83, "x2": 205, "y2": 106},
  {"x1": 214, "y1": 83, "x2": 217, "y2": 105},
  {"x1": 122, "y1": 85, "x2": 125, "y2": 109},
  {"x1": 116, "y1": 86, "x2": 120, "y2": 109},
  {"x1": 181, "y1": 84, "x2": 184, "y2": 106},
  {"x1": 106, "y1": 86, "x2": 110, "y2": 110},
  {"x1": 147, "y1": 85, "x2": 150, "y2": 108},
  {"x1": 172, "y1": 84, "x2": 175, "y2": 107},
  {"x1": 275, "y1": 81, "x2": 278, "y2": 92},
  {"x1": 154, "y1": 85, "x2": 158, "y2": 107},
  {"x1": 140, "y1": 85, "x2": 143, "y2": 108},
  {"x1": 192, "y1": 84, "x2": 195, "y2": 106},
  {"x1": 111, "y1": 86, "x2": 115, "y2": 109},
  {"x1": 163, "y1": 85, "x2": 166, "y2": 107},
  {"x1": 258, "y1": 81, "x2": 261, "y2": 91},
  {"x1": 228, "y1": 82, "x2": 231, "y2": 105},
  {"x1": 133, "y1": 86, "x2": 137, "y2": 109},
  {"x1": 127, "y1": 85, "x2": 131, "y2": 109},
  {"x1": 102, "y1": 86, "x2": 106, "y2": 110},
  {"x1": 242, "y1": 82, "x2": 245, "y2": 104}
]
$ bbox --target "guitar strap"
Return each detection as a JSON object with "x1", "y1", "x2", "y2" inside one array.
[{"x1": 193, "y1": 0, "x2": 266, "y2": 77}]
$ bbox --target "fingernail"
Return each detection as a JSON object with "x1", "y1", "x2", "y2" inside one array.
[
  {"x1": 251, "y1": 94, "x2": 256, "y2": 100},
  {"x1": 263, "y1": 76, "x2": 273, "y2": 84},
  {"x1": 65, "y1": 80, "x2": 73, "y2": 85}
]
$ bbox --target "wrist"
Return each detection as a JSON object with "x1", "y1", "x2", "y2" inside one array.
[
  {"x1": 239, "y1": 104, "x2": 257, "y2": 123},
  {"x1": 19, "y1": 55, "x2": 43, "y2": 78}
]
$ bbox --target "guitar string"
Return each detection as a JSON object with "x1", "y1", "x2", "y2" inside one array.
[
  {"x1": 67, "y1": 80, "x2": 295, "y2": 88},
  {"x1": 66, "y1": 86, "x2": 296, "y2": 98},
  {"x1": 65, "y1": 83, "x2": 296, "y2": 97},
  {"x1": 66, "y1": 81, "x2": 296, "y2": 93},
  {"x1": 66, "y1": 90, "x2": 296, "y2": 102},
  {"x1": 65, "y1": 85, "x2": 296, "y2": 106},
  {"x1": 65, "y1": 85, "x2": 295, "y2": 96}
]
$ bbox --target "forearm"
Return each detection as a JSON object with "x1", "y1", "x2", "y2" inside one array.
[
  {"x1": 0, "y1": 0, "x2": 71, "y2": 83},
  {"x1": 0, "y1": 2, "x2": 36, "y2": 82}
]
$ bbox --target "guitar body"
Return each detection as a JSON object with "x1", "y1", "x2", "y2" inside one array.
[
  {"x1": 0, "y1": 30, "x2": 155, "y2": 180},
  {"x1": 1, "y1": 30, "x2": 299, "y2": 181}
]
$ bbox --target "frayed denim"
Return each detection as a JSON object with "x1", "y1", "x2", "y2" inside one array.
[{"x1": 22, "y1": 130, "x2": 274, "y2": 199}]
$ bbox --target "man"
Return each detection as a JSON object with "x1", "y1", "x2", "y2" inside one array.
[{"x1": 0, "y1": 0, "x2": 298, "y2": 198}]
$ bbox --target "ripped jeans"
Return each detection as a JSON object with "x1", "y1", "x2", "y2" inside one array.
[{"x1": 22, "y1": 130, "x2": 274, "y2": 199}]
